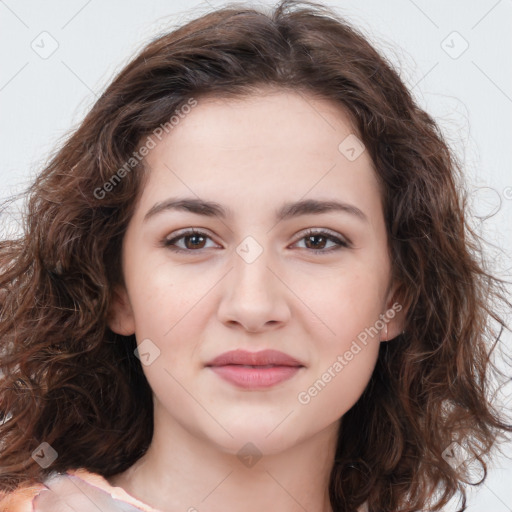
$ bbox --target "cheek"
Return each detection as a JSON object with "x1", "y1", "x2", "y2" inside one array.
[
  {"x1": 127, "y1": 262, "x2": 189, "y2": 332},
  {"x1": 297, "y1": 333, "x2": 380, "y2": 421},
  {"x1": 126, "y1": 265, "x2": 210, "y2": 371},
  {"x1": 294, "y1": 268, "x2": 384, "y2": 414},
  {"x1": 301, "y1": 265, "x2": 387, "y2": 342}
]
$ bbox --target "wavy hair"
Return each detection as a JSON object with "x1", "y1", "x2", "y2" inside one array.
[{"x1": 1, "y1": 1, "x2": 511, "y2": 510}]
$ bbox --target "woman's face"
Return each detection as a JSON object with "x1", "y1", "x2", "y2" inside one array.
[{"x1": 109, "y1": 90, "x2": 404, "y2": 456}]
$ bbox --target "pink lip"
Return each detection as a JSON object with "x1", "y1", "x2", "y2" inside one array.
[{"x1": 205, "y1": 349, "x2": 305, "y2": 389}]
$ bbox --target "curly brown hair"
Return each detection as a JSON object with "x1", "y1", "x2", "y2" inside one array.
[{"x1": 1, "y1": 1, "x2": 511, "y2": 511}]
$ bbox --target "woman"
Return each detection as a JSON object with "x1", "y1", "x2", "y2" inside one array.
[{"x1": 1, "y1": 1, "x2": 510, "y2": 511}]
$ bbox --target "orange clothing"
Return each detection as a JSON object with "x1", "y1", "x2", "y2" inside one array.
[{"x1": 0, "y1": 468, "x2": 161, "y2": 511}]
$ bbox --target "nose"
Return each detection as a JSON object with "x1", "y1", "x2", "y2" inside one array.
[{"x1": 217, "y1": 242, "x2": 291, "y2": 333}]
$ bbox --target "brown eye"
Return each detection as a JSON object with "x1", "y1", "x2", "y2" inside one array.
[
  {"x1": 182, "y1": 233, "x2": 207, "y2": 250},
  {"x1": 162, "y1": 228, "x2": 350, "y2": 254},
  {"x1": 293, "y1": 229, "x2": 350, "y2": 254},
  {"x1": 163, "y1": 230, "x2": 217, "y2": 252},
  {"x1": 304, "y1": 234, "x2": 329, "y2": 250}
]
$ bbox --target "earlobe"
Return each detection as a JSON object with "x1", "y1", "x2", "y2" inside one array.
[
  {"x1": 107, "y1": 284, "x2": 136, "y2": 336},
  {"x1": 381, "y1": 321, "x2": 388, "y2": 342},
  {"x1": 381, "y1": 282, "x2": 408, "y2": 342}
]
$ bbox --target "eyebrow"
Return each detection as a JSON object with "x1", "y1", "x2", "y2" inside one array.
[{"x1": 143, "y1": 197, "x2": 368, "y2": 223}]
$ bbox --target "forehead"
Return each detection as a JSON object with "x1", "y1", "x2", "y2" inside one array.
[
  {"x1": 137, "y1": 90, "x2": 381, "y2": 225},
  {"x1": 162, "y1": 89, "x2": 361, "y2": 156}
]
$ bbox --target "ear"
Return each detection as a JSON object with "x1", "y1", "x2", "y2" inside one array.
[
  {"x1": 380, "y1": 281, "x2": 408, "y2": 342},
  {"x1": 107, "y1": 284, "x2": 136, "y2": 336}
]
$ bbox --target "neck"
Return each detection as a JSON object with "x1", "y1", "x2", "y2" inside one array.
[{"x1": 108, "y1": 399, "x2": 340, "y2": 512}]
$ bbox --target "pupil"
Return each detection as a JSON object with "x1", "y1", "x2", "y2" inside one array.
[
  {"x1": 187, "y1": 235, "x2": 205, "y2": 249},
  {"x1": 306, "y1": 235, "x2": 325, "y2": 249}
]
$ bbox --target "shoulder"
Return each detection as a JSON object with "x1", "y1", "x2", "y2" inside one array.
[
  {"x1": 0, "y1": 477, "x2": 48, "y2": 512},
  {"x1": 0, "y1": 468, "x2": 160, "y2": 512}
]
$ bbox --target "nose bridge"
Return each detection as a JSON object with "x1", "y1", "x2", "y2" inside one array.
[
  {"x1": 217, "y1": 233, "x2": 290, "y2": 330},
  {"x1": 231, "y1": 234, "x2": 275, "y2": 299}
]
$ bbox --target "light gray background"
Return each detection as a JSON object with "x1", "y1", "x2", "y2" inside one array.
[{"x1": 1, "y1": 1, "x2": 511, "y2": 510}]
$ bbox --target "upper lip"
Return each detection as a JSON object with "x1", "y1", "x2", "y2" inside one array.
[{"x1": 205, "y1": 349, "x2": 304, "y2": 367}]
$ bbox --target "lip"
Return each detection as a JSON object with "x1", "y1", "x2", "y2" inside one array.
[
  {"x1": 205, "y1": 349, "x2": 304, "y2": 367},
  {"x1": 205, "y1": 349, "x2": 305, "y2": 389}
]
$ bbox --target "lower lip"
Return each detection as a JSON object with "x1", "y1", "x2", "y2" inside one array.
[{"x1": 208, "y1": 365, "x2": 302, "y2": 389}]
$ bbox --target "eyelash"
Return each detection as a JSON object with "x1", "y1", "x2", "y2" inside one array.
[{"x1": 162, "y1": 228, "x2": 351, "y2": 254}]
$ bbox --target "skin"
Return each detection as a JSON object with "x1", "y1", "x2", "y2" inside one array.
[{"x1": 106, "y1": 89, "x2": 406, "y2": 512}]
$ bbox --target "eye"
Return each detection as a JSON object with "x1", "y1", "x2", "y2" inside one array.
[
  {"x1": 291, "y1": 228, "x2": 351, "y2": 254},
  {"x1": 162, "y1": 228, "x2": 350, "y2": 254},
  {"x1": 162, "y1": 229, "x2": 219, "y2": 252}
]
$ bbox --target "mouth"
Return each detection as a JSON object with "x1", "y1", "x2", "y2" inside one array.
[{"x1": 204, "y1": 349, "x2": 305, "y2": 389}]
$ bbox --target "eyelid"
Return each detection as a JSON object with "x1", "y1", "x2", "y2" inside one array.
[{"x1": 294, "y1": 227, "x2": 352, "y2": 248}]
